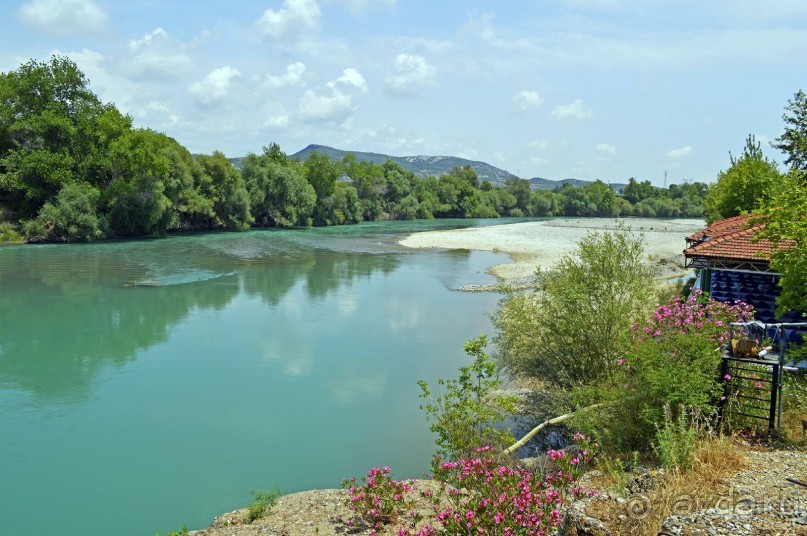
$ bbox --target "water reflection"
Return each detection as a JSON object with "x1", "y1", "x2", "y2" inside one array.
[{"x1": 0, "y1": 232, "x2": 403, "y2": 404}]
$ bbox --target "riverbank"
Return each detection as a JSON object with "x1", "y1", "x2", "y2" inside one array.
[{"x1": 399, "y1": 217, "x2": 705, "y2": 283}]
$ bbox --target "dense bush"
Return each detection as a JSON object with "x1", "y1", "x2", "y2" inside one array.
[{"x1": 493, "y1": 227, "x2": 659, "y2": 391}]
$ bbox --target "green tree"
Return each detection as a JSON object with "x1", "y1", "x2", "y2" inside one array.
[
  {"x1": 774, "y1": 90, "x2": 807, "y2": 173},
  {"x1": 755, "y1": 171, "x2": 807, "y2": 315},
  {"x1": 0, "y1": 56, "x2": 109, "y2": 216},
  {"x1": 492, "y1": 227, "x2": 658, "y2": 391},
  {"x1": 304, "y1": 151, "x2": 342, "y2": 225},
  {"x1": 196, "y1": 151, "x2": 252, "y2": 230},
  {"x1": 244, "y1": 147, "x2": 315, "y2": 228},
  {"x1": 24, "y1": 181, "x2": 107, "y2": 242},
  {"x1": 104, "y1": 128, "x2": 176, "y2": 235},
  {"x1": 505, "y1": 177, "x2": 531, "y2": 214},
  {"x1": 621, "y1": 178, "x2": 657, "y2": 205},
  {"x1": 704, "y1": 135, "x2": 783, "y2": 224}
]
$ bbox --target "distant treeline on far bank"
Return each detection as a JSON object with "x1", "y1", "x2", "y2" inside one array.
[{"x1": 0, "y1": 56, "x2": 706, "y2": 243}]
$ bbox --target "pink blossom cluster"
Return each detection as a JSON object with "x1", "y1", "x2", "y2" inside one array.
[
  {"x1": 631, "y1": 290, "x2": 754, "y2": 344},
  {"x1": 341, "y1": 466, "x2": 414, "y2": 530},
  {"x1": 343, "y1": 436, "x2": 598, "y2": 535}
]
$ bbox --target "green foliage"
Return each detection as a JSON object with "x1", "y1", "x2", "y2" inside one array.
[
  {"x1": 246, "y1": 487, "x2": 281, "y2": 523},
  {"x1": 755, "y1": 171, "x2": 807, "y2": 315},
  {"x1": 244, "y1": 148, "x2": 316, "y2": 228},
  {"x1": 755, "y1": 92, "x2": 807, "y2": 315},
  {"x1": 775, "y1": 89, "x2": 807, "y2": 173},
  {"x1": 25, "y1": 181, "x2": 107, "y2": 242},
  {"x1": 492, "y1": 226, "x2": 658, "y2": 391},
  {"x1": 652, "y1": 405, "x2": 698, "y2": 472},
  {"x1": 607, "y1": 292, "x2": 754, "y2": 451},
  {"x1": 417, "y1": 336, "x2": 517, "y2": 459},
  {"x1": 704, "y1": 135, "x2": 783, "y2": 224},
  {"x1": 0, "y1": 221, "x2": 23, "y2": 243},
  {"x1": 196, "y1": 151, "x2": 252, "y2": 230}
]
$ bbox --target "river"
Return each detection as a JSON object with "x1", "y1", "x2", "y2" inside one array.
[{"x1": 0, "y1": 219, "x2": 515, "y2": 535}]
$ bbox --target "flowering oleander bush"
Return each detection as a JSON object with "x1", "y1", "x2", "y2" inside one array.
[
  {"x1": 341, "y1": 436, "x2": 599, "y2": 536},
  {"x1": 630, "y1": 290, "x2": 755, "y2": 344},
  {"x1": 428, "y1": 437, "x2": 597, "y2": 535},
  {"x1": 602, "y1": 291, "x2": 756, "y2": 450},
  {"x1": 341, "y1": 467, "x2": 414, "y2": 531}
]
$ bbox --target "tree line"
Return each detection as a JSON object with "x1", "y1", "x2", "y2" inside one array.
[{"x1": 1, "y1": 56, "x2": 706, "y2": 243}]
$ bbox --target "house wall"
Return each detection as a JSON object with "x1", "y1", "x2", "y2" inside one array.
[{"x1": 709, "y1": 270, "x2": 782, "y2": 323}]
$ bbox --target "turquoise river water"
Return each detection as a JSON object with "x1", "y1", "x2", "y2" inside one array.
[{"x1": 0, "y1": 219, "x2": 517, "y2": 535}]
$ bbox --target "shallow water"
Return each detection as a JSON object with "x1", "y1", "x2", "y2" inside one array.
[{"x1": 0, "y1": 220, "x2": 511, "y2": 535}]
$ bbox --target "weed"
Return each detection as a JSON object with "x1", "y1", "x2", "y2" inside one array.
[
  {"x1": 653, "y1": 404, "x2": 698, "y2": 472},
  {"x1": 246, "y1": 487, "x2": 281, "y2": 523}
]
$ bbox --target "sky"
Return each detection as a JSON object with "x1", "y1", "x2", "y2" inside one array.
[{"x1": 2, "y1": 0, "x2": 806, "y2": 186}]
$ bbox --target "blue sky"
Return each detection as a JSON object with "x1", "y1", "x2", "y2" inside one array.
[{"x1": 2, "y1": 0, "x2": 806, "y2": 185}]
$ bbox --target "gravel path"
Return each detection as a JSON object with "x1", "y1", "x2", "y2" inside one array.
[{"x1": 660, "y1": 449, "x2": 807, "y2": 535}]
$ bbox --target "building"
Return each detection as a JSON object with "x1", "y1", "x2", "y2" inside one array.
[{"x1": 683, "y1": 214, "x2": 801, "y2": 323}]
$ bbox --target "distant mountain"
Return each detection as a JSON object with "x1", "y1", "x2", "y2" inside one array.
[
  {"x1": 287, "y1": 144, "x2": 519, "y2": 185},
  {"x1": 230, "y1": 144, "x2": 627, "y2": 191},
  {"x1": 529, "y1": 176, "x2": 628, "y2": 193}
]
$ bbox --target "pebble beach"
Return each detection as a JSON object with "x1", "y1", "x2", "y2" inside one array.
[{"x1": 399, "y1": 217, "x2": 707, "y2": 281}]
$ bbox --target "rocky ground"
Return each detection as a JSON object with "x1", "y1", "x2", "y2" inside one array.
[
  {"x1": 187, "y1": 446, "x2": 806, "y2": 536},
  {"x1": 398, "y1": 217, "x2": 705, "y2": 283}
]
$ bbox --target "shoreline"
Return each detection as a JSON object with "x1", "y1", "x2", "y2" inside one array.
[{"x1": 398, "y1": 217, "x2": 706, "y2": 286}]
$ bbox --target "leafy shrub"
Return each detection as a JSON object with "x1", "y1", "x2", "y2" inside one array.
[
  {"x1": 653, "y1": 404, "x2": 699, "y2": 471},
  {"x1": 609, "y1": 291, "x2": 754, "y2": 450},
  {"x1": 417, "y1": 336, "x2": 517, "y2": 459},
  {"x1": 492, "y1": 227, "x2": 658, "y2": 391},
  {"x1": 25, "y1": 182, "x2": 108, "y2": 241},
  {"x1": 0, "y1": 221, "x2": 23, "y2": 243},
  {"x1": 246, "y1": 488, "x2": 281, "y2": 522}
]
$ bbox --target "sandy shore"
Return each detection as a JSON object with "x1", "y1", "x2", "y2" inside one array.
[{"x1": 399, "y1": 217, "x2": 705, "y2": 282}]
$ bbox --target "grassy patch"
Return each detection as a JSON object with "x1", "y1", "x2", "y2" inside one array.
[
  {"x1": 587, "y1": 436, "x2": 749, "y2": 536},
  {"x1": 247, "y1": 487, "x2": 281, "y2": 523}
]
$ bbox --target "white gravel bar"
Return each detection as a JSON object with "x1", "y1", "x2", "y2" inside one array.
[{"x1": 399, "y1": 217, "x2": 705, "y2": 281}]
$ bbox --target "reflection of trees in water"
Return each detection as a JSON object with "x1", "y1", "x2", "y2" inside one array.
[
  {"x1": 0, "y1": 236, "x2": 403, "y2": 404},
  {"x1": 240, "y1": 250, "x2": 400, "y2": 305},
  {"x1": 0, "y1": 274, "x2": 240, "y2": 404}
]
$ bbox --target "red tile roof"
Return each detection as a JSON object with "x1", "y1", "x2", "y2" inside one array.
[
  {"x1": 684, "y1": 214, "x2": 793, "y2": 263},
  {"x1": 685, "y1": 214, "x2": 751, "y2": 243}
]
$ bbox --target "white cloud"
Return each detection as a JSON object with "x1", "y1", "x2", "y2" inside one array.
[
  {"x1": 190, "y1": 66, "x2": 241, "y2": 104},
  {"x1": 18, "y1": 0, "x2": 106, "y2": 34},
  {"x1": 512, "y1": 90, "x2": 544, "y2": 111},
  {"x1": 264, "y1": 62, "x2": 307, "y2": 89},
  {"x1": 298, "y1": 67, "x2": 367, "y2": 121},
  {"x1": 256, "y1": 0, "x2": 321, "y2": 41},
  {"x1": 551, "y1": 99, "x2": 592, "y2": 120},
  {"x1": 667, "y1": 146, "x2": 693, "y2": 158},
  {"x1": 127, "y1": 28, "x2": 192, "y2": 80},
  {"x1": 596, "y1": 143, "x2": 616, "y2": 155},
  {"x1": 331, "y1": 67, "x2": 368, "y2": 93},
  {"x1": 299, "y1": 89, "x2": 353, "y2": 121},
  {"x1": 528, "y1": 139, "x2": 550, "y2": 150},
  {"x1": 384, "y1": 54, "x2": 436, "y2": 96}
]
